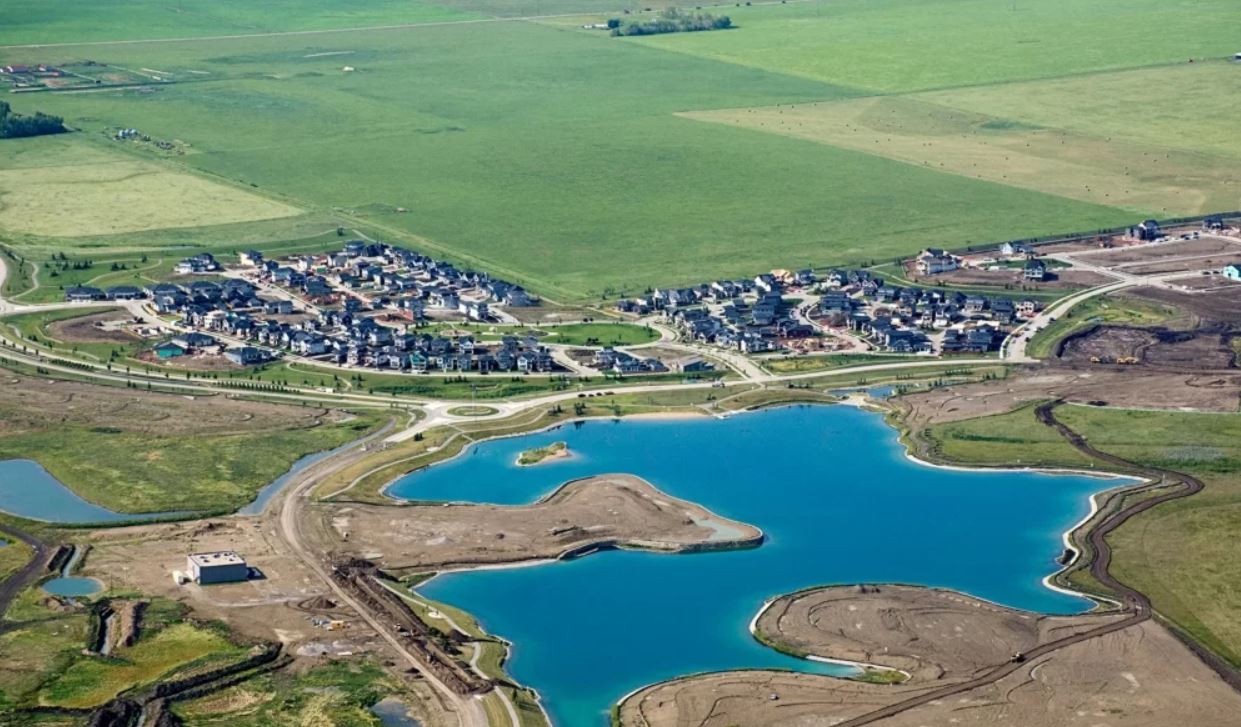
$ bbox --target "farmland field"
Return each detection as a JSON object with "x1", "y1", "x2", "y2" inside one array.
[
  {"x1": 0, "y1": 137, "x2": 301, "y2": 237},
  {"x1": 0, "y1": 0, "x2": 1236, "y2": 299}
]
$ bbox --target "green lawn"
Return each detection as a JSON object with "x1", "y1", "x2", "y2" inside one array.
[
  {"x1": 761, "y1": 353, "x2": 921, "y2": 375},
  {"x1": 527, "y1": 322, "x2": 659, "y2": 346}
]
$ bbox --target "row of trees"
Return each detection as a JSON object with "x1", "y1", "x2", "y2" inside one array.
[
  {"x1": 609, "y1": 9, "x2": 732, "y2": 36},
  {"x1": 0, "y1": 100, "x2": 67, "y2": 139}
]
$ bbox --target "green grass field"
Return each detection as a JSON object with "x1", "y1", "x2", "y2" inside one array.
[
  {"x1": 0, "y1": 1, "x2": 1162, "y2": 300},
  {"x1": 633, "y1": 0, "x2": 1241, "y2": 93},
  {"x1": 0, "y1": 0, "x2": 480, "y2": 46}
]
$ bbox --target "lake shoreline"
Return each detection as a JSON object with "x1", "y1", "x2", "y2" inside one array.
[{"x1": 394, "y1": 398, "x2": 1142, "y2": 726}]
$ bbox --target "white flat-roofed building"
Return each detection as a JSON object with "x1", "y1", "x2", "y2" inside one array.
[{"x1": 186, "y1": 551, "x2": 249, "y2": 584}]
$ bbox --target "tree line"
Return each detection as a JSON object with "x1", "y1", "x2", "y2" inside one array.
[
  {"x1": 609, "y1": 9, "x2": 732, "y2": 36},
  {"x1": 0, "y1": 100, "x2": 67, "y2": 139}
]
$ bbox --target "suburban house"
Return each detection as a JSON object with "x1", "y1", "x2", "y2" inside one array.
[
  {"x1": 1130, "y1": 220, "x2": 1162, "y2": 242},
  {"x1": 64, "y1": 286, "x2": 106, "y2": 302},
  {"x1": 1000, "y1": 241, "x2": 1035, "y2": 257},
  {"x1": 175, "y1": 253, "x2": 221, "y2": 275},
  {"x1": 153, "y1": 341, "x2": 186, "y2": 359},
  {"x1": 170, "y1": 332, "x2": 217, "y2": 351},
  {"x1": 106, "y1": 285, "x2": 146, "y2": 300},
  {"x1": 1023, "y1": 259, "x2": 1048, "y2": 282},
  {"x1": 224, "y1": 346, "x2": 273, "y2": 366},
  {"x1": 916, "y1": 249, "x2": 959, "y2": 275}
]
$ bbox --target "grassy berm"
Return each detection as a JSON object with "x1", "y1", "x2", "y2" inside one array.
[{"x1": 0, "y1": 373, "x2": 381, "y2": 514}]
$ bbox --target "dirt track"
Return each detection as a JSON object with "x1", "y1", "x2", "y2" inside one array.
[
  {"x1": 617, "y1": 402, "x2": 1241, "y2": 726},
  {"x1": 0, "y1": 522, "x2": 51, "y2": 625}
]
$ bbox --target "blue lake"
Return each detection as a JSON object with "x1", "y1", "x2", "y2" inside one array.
[{"x1": 392, "y1": 405, "x2": 1117, "y2": 727}]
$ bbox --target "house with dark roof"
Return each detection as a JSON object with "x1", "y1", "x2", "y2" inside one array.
[
  {"x1": 65, "y1": 286, "x2": 105, "y2": 302},
  {"x1": 1024, "y1": 259, "x2": 1048, "y2": 281}
]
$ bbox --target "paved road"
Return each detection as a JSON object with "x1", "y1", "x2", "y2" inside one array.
[{"x1": 0, "y1": 523, "x2": 51, "y2": 626}]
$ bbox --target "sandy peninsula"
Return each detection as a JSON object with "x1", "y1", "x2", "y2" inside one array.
[{"x1": 618, "y1": 584, "x2": 1241, "y2": 727}]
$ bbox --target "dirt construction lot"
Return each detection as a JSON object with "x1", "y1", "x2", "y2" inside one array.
[
  {"x1": 0, "y1": 372, "x2": 341, "y2": 437},
  {"x1": 328, "y1": 474, "x2": 763, "y2": 573},
  {"x1": 755, "y1": 585, "x2": 1123, "y2": 682},
  {"x1": 897, "y1": 366, "x2": 1241, "y2": 429},
  {"x1": 618, "y1": 585, "x2": 1241, "y2": 727}
]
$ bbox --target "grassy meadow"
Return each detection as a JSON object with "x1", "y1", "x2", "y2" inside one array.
[
  {"x1": 0, "y1": 2, "x2": 1235, "y2": 297},
  {"x1": 0, "y1": 0, "x2": 1175, "y2": 299}
]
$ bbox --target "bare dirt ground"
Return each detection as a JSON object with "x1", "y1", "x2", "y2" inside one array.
[
  {"x1": 619, "y1": 586, "x2": 1241, "y2": 727},
  {"x1": 82, "y1": 517, "x2": 378, "y2": 650},
  {"x1": 0, "y1": 372, "x2": 340, "y2": 437},
  {"x1": 898, "y1": 366, "x2": 1241, "y2": 427},
  {"x1": 1133, "y1": 284, "x2": 1241, "y2": 322},
  {"x1": 326, "y1": 474, "x2": 763, "y2": 573},
  {"x1": 901, "y1": 263, "x2": 1108, "y2": 290},
  {"x1": 48, "y1": 311, "x2": 138, "y2": 344},
  {"x1": 756, "y1": 585, "x2": 1122, "y2": 682},
  {"x1": 1059, "y1": 325, "x2": 1237, "y2": 370},
  {"x1": 1174, "y1": 274, "x2": 1240, "y2": 291},
  {"x1": 1073, "y1": 236, "x2": 1241, "y2": 266}
]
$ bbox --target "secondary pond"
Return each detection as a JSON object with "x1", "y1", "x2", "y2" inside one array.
[
  {"x1": 391, "y1": 405, "x2": 1120, "y2": 727},
  {"x1": 44, "y1": 543, "x2": 102, "y2": 597}
]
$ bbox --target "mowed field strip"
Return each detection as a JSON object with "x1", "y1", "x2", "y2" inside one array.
[
  {"x1": 0, "y1": 0, "x2": 1238, "y2": 298},
  {"x1": 684, "y1": 68, "x2": 1241, "y2": 217},
  {"x1": 0, "y1": 139, "x2": 301, "y2": 237}
]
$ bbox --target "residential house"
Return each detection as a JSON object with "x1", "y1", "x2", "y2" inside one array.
[{"x1": 916, "y1": 248, "x2": 959, "y2": 275}]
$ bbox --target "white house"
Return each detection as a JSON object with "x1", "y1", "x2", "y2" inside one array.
[{"x1": 916, "y1": 249, "x2": 959, "y2": 275}]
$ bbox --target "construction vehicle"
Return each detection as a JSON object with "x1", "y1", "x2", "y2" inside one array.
[{"x1": 1117, "y1": 356, "x2": 1139, "y2": 365}]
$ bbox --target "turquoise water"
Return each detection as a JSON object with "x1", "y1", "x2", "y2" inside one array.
[
  {"x1": 0, "y1": 439, "x2": 352, "y2": 523},
  {"x1": 392, "y1": 406, "x2": 1116, "y2": 727},
  {"x1": 42, "y1": 576, "x2": 103, "y2": 597}
]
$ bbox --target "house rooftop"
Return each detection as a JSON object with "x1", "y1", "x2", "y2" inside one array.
[{"x1": 188, "y1": 551, "x2": 245, "y2": 567}]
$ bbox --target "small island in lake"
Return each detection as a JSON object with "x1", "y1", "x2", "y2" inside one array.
[{"x1": 517, "y1": 441, "x2": 570, "y2": 466}]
